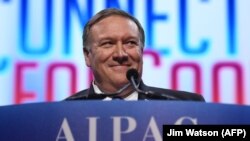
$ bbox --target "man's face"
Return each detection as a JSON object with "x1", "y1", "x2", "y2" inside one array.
[{"x1": 84, "y1": 16, "x2": 143, "y2": 92}]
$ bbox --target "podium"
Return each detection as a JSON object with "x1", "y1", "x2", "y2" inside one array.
[{"x1": 1, "y1": 101, "x2": 250, "y2": 141}]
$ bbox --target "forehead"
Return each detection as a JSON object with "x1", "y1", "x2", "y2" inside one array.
[{"x1": 90, "y1": 16, "x2": 139, "y2": 37}]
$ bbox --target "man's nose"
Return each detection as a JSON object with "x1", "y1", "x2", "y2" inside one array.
[{"x1": 113, "y1": 42, "x2": 128, "y2": 63}]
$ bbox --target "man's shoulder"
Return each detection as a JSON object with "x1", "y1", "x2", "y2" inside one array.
[{"x1": 144, "y1": 85, "x2": 205, "y2": 101}]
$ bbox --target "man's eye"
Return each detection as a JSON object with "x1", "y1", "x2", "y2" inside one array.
[
  {"x1": 101, "y1": 41, "x2": 113, "y2": 47},
  {"x1": 126, "y1": 41, "x2": 138, "y2": 46}
]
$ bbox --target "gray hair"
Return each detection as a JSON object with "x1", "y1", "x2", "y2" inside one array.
[{"x1": 82, "y1": 8, "x2": 145, "y2": 50}]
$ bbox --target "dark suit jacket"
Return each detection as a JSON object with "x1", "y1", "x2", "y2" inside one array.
[{"x1": 65, "y1": 81, "x2": 205, "y2": 101}]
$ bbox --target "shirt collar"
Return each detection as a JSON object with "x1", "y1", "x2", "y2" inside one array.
[{"x1": 92, "y1": 81, "x2": 138, "y2": 100}]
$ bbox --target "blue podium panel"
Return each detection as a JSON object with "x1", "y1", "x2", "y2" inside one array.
[{"x1": 0, "y1": 101, "x2": 250, "y2": 141}]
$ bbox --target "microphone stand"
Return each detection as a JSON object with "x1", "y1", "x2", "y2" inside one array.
[
  {"x1": 129, "y1": 75, "x2": 179, "y2": 100},
  {"x1": 98, "y1": 83, "x2": 131, "y2": 97}
]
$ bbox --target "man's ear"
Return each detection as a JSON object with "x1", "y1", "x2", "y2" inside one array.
[
  {"x1": 83, "y1": 48, "x2": 91, "y2": 67},
  {"x1": 140, "y1": 46, "x2": 144, "y2": 54},
  {"x1": 141, "y1": 47, "x2": 144, "y2": 52}
]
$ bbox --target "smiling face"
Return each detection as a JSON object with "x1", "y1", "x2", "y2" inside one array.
[{"x1": 84, "y1": 16, "x2": 143, "y2": 93}]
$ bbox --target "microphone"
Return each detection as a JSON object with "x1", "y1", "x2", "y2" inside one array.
[{"x1": 126, "y1": 68, "x2": 179, "y2": 100}]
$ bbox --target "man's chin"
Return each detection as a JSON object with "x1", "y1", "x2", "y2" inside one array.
[{"x1": 113, "y1": 81, "x2": 130, "y2": 88}]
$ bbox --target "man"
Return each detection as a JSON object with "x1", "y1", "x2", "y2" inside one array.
[{"x1": 65, "y1": 8, "x2": 205, "y2": 101}]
